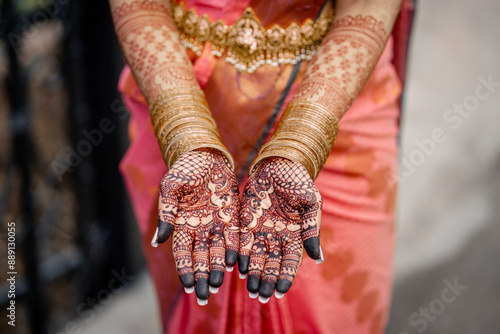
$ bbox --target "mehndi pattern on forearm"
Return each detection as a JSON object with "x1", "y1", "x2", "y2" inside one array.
[
  {"x1": 112, "y1": 0, "x2": 199, "y2": 100},
  {"x1": 293, "y1": 15, "x2": 387, "y2": 118}
]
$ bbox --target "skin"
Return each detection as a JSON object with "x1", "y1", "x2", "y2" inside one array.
[
  {"x1": 108, "y1": 0, "x2": 238, "y2": 302},
  {"x1": 239, "y1": 158, "x2": 323, "y2": 299},
  {"x1": 157, "y1": 148, "x2": 239, "y2": 300},
  {"x1": 108, "y1": 0, "x2": 198, "y2": 101},
  {"x1": 109, "y1": 0, "x2": 402, "y2": 303},
  {"x1": 237, "y1": 0, "x2": 402, "y2": 300}
]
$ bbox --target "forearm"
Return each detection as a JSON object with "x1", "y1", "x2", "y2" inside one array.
[
  {"x1": 251, "y1": 0, "x2": 401, "y2": 179},
  {"x1": 292, "y1": 0, "x2": 402, "y2": 119},
  {"x1": 109, "y1": 0, "x2": 198, "y2": 102},
  {"x1": 109, "y1": 0, "x2": 234, "y2": 169}
]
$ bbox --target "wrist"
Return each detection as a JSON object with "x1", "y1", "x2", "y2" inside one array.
[
  {"x1": 149, "y1": 87, "x2": 235, "y2": 171},
  {"x1": 249, "y1": 100, "x2": 339, "y2": 180}
]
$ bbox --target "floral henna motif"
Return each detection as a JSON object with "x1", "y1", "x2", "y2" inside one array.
[
  {"x1": 111, "y1": 0, "x2": 199, "y2": 100},
  {"x1": 239, "y1": 157, "x2": 323, "y2": 300},
  {"x1": 293, "y1": 15, "x2": 388, "y2": 118},
  {"x1": 157, "y1": 148, "x2": 240, "y2": 301}
]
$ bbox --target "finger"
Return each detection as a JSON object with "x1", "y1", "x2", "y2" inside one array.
[
  {"x1": 172, "y1": 227, "x2": 195, "y2": 290},
  {"x1": 223, "y1": 176, "x2": 240, "y2": 268},
  {"x1": 209, "y1": 231, "x2": 225, "y2": 290},
  {"x1": 276, "y1": 235, "x2": 303, "y2": 296},
  {"x1": 157, "y1": 178, "x2": 179, "y2": 243},
  {"x1": 208, "y1": 154, "x2": 240, "y2": 268},
  {"x1": 193, "y1": 232, "x2": 210, "y2": 300},
  {"x1": 238, "y1": 225, "x2": 254, "y2": 275},
  {"x1": 224, "y1": 224, "x2": 239, "y2": 268},
  {"x1": 258, "y1": 237, "x2": 282, "y2": 300},
  {"x1": 247, "y1": 236, "x2": 267, "y2": 296},
  {"x1": 238, "y1": 186, "x2": 259, "y2": 275},
  {"x1": 301, "y1": 192, "x2": 323, "y2": 262}
]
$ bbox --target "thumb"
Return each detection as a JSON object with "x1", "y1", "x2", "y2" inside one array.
[
  {"x1": 302, "y1": 193, "x2": 323, "y2": 263},
  {"x1": 155, "y1": 182, "x2": 179, "y2": 244}
]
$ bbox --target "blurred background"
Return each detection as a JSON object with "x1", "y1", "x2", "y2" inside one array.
[{"x1": 0, "y1": 0, "x2": 499, "y2": 333}]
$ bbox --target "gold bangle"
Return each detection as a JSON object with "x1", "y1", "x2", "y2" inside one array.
[
  {"x1": 285, "y1": 115, "x2": 339, "y2": 144},
  {"x1": 285, "y1": 101, "x2": 339, "y2": 125},
  {"x1": 259, "y1": 135, "x2": 320, "y2": 165},
  {"x1": 273, "y1": 123, "x2": 331, "y2": 157},
  {"x1": 249, "y1": 100, "x2": 340, "y2": 179},
  {"x1": 279, "y1": 115, "x2": 334, "y2": 136},
  {"x1": 151, "y1": 95, "x2": 209, "y2": 114},
  {"x1": 272, "y1": 117, "x2": 334, "y2": 165},
  {"x1": 266, "y1": 135, "x2": 324, "y2": 168},
  {"x1": 150, "y1": 91, "x2": 209, "y2": 121},
  {"x1": 151, "y1": 103, "x2": 212, "y2": 127},
  {"x1": 148, "y1": 87, "x2": 235, "y2": 171},
  {"x1": 149, "y1": 86, "x2": 205, "y2": 108},
  {"x1": 151, "y1": 96, "x2": 207, "y2": 120},
  {"x1": 153, "y1": 107, "x2": 215, "y2": 136},
  {"x1": 163, "y1": 125, "x2": 220, "y2": 153},
  {"x1": 280, "y1": 101, "x2": 340, "y2": 149},
  {"x1": 280, "y1": 109, "x2": 337, "y2": 134},
  {"x1": 285, "y1": 101, "x2": 339, "y2": 133},
  {"x1": 151, "y1": 93, "x2": 207, "y2": 111},
  {"x1": 281, "y1": 111, "x2": 337, "y2": 139},
  {"x1": 157, "y1": 117, "x2": 216, "y2": 146},
  {"x1": 162, "y1": 127, "x2": 221, "y2": 162}
]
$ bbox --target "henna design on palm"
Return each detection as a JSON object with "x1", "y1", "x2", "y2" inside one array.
[
  {"x1": 155, "y1": 148, "x2": 240, "y2": 303},
  {"x1": 238, "y1": 157, "x2": 323, "y2": 302}
]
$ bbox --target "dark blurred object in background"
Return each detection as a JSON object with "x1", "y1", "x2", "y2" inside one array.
[{"x1": 0, "y1": 0, "x2": 143, "y2": 333}]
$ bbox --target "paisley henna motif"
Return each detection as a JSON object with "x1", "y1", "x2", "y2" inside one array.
[
  {"x1": 156, "y1": 148, "x2": 240, "y2": 302},
  {"x1": 238, "y1": 157, "x2": 323, "y2": 301}
]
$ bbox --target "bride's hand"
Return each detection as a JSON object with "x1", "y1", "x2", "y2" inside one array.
[
  {"x1": 238, "y1": 157, "x2": 323, "y2": 302},
  {"x1": 153, "y1": 148, "x2": 240, "y2": 304}
]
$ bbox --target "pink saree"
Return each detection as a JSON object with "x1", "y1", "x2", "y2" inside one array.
[{"x1": 118, "y1": 0, "x2": 414, "y2": 333}]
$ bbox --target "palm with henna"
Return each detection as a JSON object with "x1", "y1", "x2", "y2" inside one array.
[
  {"x1": 154, "y1": 148, "x2": 240, "y2": 304},
  {"x1": 238, "y1": 157, "x2": 323, "y2": 302}
]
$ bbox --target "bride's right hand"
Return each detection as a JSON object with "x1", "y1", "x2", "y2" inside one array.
[{"x1": 153, "y1": 148, "x2": 240, "y2": 305}]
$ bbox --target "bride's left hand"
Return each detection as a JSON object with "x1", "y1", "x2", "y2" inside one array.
[{"x1": 238, "y1": 157, "x2": 323, "y2": 302}]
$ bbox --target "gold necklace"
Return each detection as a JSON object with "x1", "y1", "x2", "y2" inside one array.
[{"x1": 171, "y1": 1, "x2": 335, "y2": 73}]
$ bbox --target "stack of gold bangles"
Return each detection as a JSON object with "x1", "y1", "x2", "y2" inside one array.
[
  {"x1": 249, "y1": 101, "x2": 339, "y2": 180},
  {"x1": 149, "y1": 86, "x2": 234, "y2": 170}
]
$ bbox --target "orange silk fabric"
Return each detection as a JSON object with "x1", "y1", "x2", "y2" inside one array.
[{"x1": 118, "y1": 1, "x2": 402, "y2": 333}]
